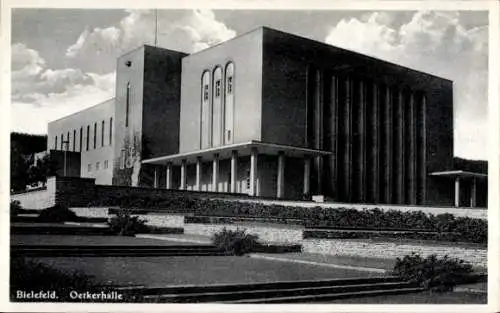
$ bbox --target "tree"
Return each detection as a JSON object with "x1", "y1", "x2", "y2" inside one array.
[{"x1": 27, "y1": 154, "x2": 57, "y2": 186}]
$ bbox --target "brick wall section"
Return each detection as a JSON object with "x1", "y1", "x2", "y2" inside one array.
[
  {"x1": 10, "y1": 179, "x2": 55, "y2": 210},
  {"x1": 302, "y1": 239, "x2": 487, "y2": 268},
  {"x1": 184, "y1": 223, "x2": 304, "y2": 244}
]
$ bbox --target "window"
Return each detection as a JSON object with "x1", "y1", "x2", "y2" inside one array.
[
  {"x1": 227, "y1": 76, "x2": 233, "y2": 94},
  {"x1": 79, "y1": 127, "x2": 83, "y2": 152},
  {"x1": 125, "y1": 82, "x2": 130, "y2": 127},
  {"x1": 93, "y1": 122, "x2": 97, "y2": 149},
  {"x1": 86, "y1": 125, "x2": 90, "y2": 151},
  {"x1": 104, "y1": 160, "x2": 109, "y2": 169},
  {"x1": 60, "y1": 134, "x2": 64, "y2": 150},
  {"x1": 96, "y1": 162, "x2": 100, "y2": 171},
  {"x1": 215, "y1": 80, "x2": 221, "y2": 97},
  {"x1": 101, "y1": 120, "x2": 105, "y2": 147},
  {"x1": 203, "y1": 85, "x2": 209, "y2": 101},
  {"x1": 54, "y1": 136, "x2": 58, "y2": 150},
  {"x1": 88, "y1": 163, "x2": 92, "y2": 173},
  {"x1": 73, "y1": 130, "x2": 76, "y2": 151},
  {"x1": 67, "y1": 131, "x2": 70, "y2": 151},
  {"x1": 109, "y1": 117, "x2": 113, "y2": 145}
]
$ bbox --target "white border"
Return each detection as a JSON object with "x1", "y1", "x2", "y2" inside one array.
[{"x1": 1, "y1": 0, "x2": 498, "y2": 312}]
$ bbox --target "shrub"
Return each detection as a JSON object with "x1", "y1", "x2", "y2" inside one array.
[
  {"x1": 211, "y1": 228, "x2": 259, "y2": 256},
  {"x1": 10, "y1": 257, "x2": 99, "y2": 301},
  {"x1": 392, "y1": 252, "x2": 474, "y2": 292},
  {"x1": 10, "y1": 200, "x2": 23, "y2": 216},
  {"x1": 36, "y1": 204, "x2": 79, "y2": 223},
  {"x1": 107, "y1": 210, "x2": 147, "y2": 236}
]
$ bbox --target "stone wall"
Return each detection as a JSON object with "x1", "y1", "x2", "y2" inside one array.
[
  {"x1": 70, "y1": 207, "x2": 110, "y2": 218},
  {"x1": 184, "y1": 223, "x2": 304, "y2": 244},
  {"x1": 302, "y1": 239, "x2": 487, "y2": 268},
  {"x1": 134, "y1": 214, "x2": 185, "y2": 228}
]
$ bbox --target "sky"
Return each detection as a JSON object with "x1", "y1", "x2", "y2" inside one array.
[{"x1": 10, "y1": 9, "x2": 488, "y2": 160}]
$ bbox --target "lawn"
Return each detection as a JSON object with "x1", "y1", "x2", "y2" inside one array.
[
  {"x1": 26, "y1": 255, "x2": 383, "y2": 287},
  {"x1": 11, "y1": 234, "x2": 203, "y2": 246}
]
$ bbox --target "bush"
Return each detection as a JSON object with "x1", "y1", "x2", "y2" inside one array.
[
  {"x1": 10, "y1": 200, "x2": 23, "y2": 216},
  {"x1": 89, "y1": 194, "x2": 487, "y2": 244},
  {"x1": 10, "y1": 257, "x2": 99, "y2": 301},
  {"x1": 392, "y1": 253, "x2": 474, "y2": 292},
  {"x1": 107, "y1": 210, "x2": 147, "y2": 236},
  {"x1": 36, "y1": 204, "x2": 79, "y2": 223},
  {"x1": 211, "y1": 228, "x2": 259, "y2": 256}
]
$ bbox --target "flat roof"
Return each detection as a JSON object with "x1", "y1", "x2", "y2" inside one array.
[
  {"x1": 142, "y1": 140, "x2": 332, "y2": 165},
  {"x1": 429, "y1": 170, "x2": 488, "y2": 179}
]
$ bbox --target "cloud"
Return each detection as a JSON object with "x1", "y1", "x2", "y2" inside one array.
[
  {"x1": 11, "y1": 72, "x2": 116, "y2": 134},
  {"x1": 11, "y1": 43, "x2": 116, "y2": 133},
  {"x1": 65, "y1": 9, "x2": 236, "y2": 63},
  {"x1": 325, "y1": 11, "x2": 488, "y2": 160}
]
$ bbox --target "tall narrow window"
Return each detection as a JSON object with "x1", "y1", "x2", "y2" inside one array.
[
  {"x1": 212, "y1": 66, "x2": 223, "y2": 147},
  {"x1": 125, "y1": 82, "x2": 130, "y2": 127},
  {"x1": 73, "y1": 130, "x2": 76, "y2": 151},
  {"x1": 79, "y1": 127, "x2": 83, "y2": 152},
  {"x1": 109, "y1": 117, "x2": 113, "y2": 145},
  {"x1": 86, "y1": 125, "x2": 90, "y2": 151},
  {"x1": 201, "y1": 71, "x2": 211, "y2": 149},
  {"x1": 93, "y1": 122, "x2": 97, "y2": 149},
  {"x1": 54, "y1": 136, "x2": 58, "y2": 150},
  {"x1": 67, "y1": 131, "x2": 70, "y2": 151},
  {"x1": 224, "y1": 62, "x2": 235, "y2": 145},
  {"x1": 101, "y1": 120, "x2": 105, "y2": 147},
  {"x1": 60, "y1": 133, "x2": 64, "y2": 150}
]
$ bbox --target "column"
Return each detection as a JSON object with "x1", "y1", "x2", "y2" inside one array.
[
  {"x1": 470, "y1": 178, "x2": 477, "y2": 208},
  {"x1": 230, "y1": 150, "x2": 238, "y2": 193},
  {"x1": 212, "y1": 154, "x2": 219, "y2": 192},
  {"x1": 455, "y1": 176, "x2": 461, "y2": 208},
  {"x1": 408, "y1": 91, "x2": 417, "y2": 204},
  {"x1": 329, "y1": 75, "x2": 338, "y2": 200},
  {"x1": 370, "y1": 82, "x2": 380, "y2": 203},
  {"x1": 250, "y1": 148, "x2": 258, "y2": 196},
  {"x1": 195, "y1": 157, "x2": 202, "y2": 191},
  {"x1": 384, "y1": 85, "x2": 393, "y2": 203},
  {"x1": 165, "y1": 162, "x2": 172, "y2": 189},
  {"x1": 357, "y1": 80, "x2": 366, "y2": 202},
  {"x1": 277, "y1": 152, "x2": 285, "y2": 198},
  {"x1": 153, "y1": 166, "x2": 158, "y2": 188},
  {"x1": 180, "y1": 160, "x2": 187, "y2": 190},
  {"x1": 344, "y1": 78, "x2": 353, "y2": 201},
  {"x1": 304, "y1": 158, "x2": 311, "y2": 196}
]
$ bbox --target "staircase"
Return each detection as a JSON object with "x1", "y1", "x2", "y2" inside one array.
[
  {"x1": 11, "y1": 244, "x2": 226, "y2": 257},
  {"x1": 118, "y1": 277, "x2": 424, "y2": 303}
]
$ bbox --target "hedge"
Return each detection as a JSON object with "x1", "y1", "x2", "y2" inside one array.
[{"x1": 88, "y1": 195, "x2": 487, "y2": 244}]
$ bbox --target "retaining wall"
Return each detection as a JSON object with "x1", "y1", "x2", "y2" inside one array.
[
  {"x1": 302, "y1": 239, "x2": 487, "y2": 268},
  {"x1": 184, "y1": 223, "x2": 304, "y2": 243}
]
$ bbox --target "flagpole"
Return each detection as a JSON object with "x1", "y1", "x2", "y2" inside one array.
[{"x1": 154, "y1": 9, "x2": 158, "y2": 46}]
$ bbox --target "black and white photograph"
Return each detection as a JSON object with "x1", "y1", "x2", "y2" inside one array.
[{"x1": 2, "y1": 0, "x2": 499, "y2": 311}]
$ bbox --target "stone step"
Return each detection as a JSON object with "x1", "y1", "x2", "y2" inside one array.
[
  {"x1": 142, "y1": 281, "x2": 416, "y2": 303},
  {"x1": 11, "y1": 250, "x2": 226, "y2": 257},
  {"x1": 225, "y1": 287, "x2": 426, "y2": 303},
  {"x1": 119, "y1": 276, "x2": 402, "y2": 296}
]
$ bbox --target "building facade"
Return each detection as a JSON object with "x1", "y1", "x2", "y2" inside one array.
[{"x1": 46, "y1": 27, "x2": 485, "y2": 207}]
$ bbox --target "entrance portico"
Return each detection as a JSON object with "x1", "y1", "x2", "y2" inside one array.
[
  {"x1": 430, "y1": 170, "x2": 487, "y2": 208},
  {"x1": 143, "y1": 140, "x2": 331, "y2": 198}
]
